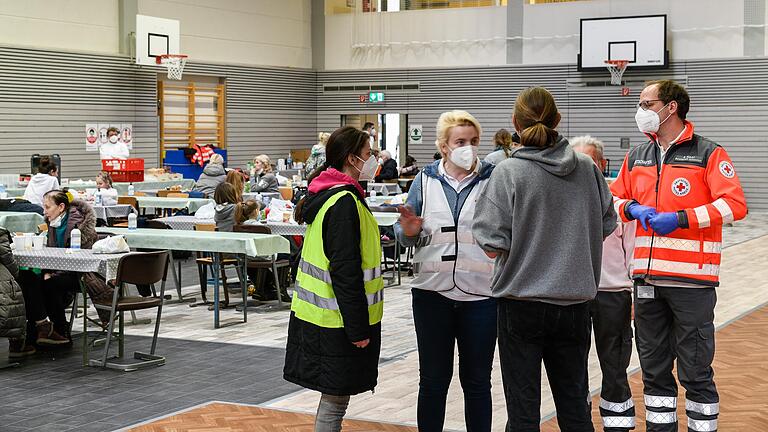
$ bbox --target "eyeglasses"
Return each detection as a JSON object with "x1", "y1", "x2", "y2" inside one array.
[{"x1": 637, "y1": 99, "x2": 663, "y2": 110}]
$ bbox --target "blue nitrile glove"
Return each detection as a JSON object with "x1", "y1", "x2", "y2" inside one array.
[
  {"x1": 649, "y1": 212, "x2": 681, "y2": 235},
  {"x1": 626, "y1": 202, "x2": 657, "y2": 231}
]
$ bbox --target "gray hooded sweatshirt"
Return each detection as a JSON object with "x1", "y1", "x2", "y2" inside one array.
[{"x1": 472, "y1": 135, "x2": 616, "y2": 305}]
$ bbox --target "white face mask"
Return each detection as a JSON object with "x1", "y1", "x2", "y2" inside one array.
[
  {"x1": 108, "y1": 135, "x2": 119, "y2": 144},
  {"x1": 49, "y1": 212, "x2": 65, "y2": 228},
  {"x1": 635, "y1": 102, "x2": 672, "y2": 134},
  {"x1": 354, "y1": 155, "x2": 378, "y2": 181},
  {"x1": 377, "y1": 158, "x2": 384, "y2": 165},
  {"x1": 449, "y1": 145, "x2": 478, "y2": 171}
]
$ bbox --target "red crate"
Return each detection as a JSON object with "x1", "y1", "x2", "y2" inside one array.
[
  {"x1": 109, "y1": 170, "x2": 144, "y2": 182},
  {"x1": 101, "y1": 158, "x2": 144, "y2": 172}
]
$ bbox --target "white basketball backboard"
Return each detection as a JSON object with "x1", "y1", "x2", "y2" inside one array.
[
  {"x1": 579, "y1": 15, "x2": 668, "y2": 71},
  {"x1": 135, "y1": 15, "x2": 180, "y2": 66}
]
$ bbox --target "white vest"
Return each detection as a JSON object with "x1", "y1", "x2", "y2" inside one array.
[{"x1": 410, "y1": 174, "x2": 494, "y2": 297}]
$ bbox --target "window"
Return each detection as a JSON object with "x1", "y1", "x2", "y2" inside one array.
[{"x1": 326, "y1": 0, "x2": 506, "y2": 14}]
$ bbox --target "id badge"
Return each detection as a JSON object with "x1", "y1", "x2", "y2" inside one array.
[{"x1": 637, "y1": 285, "x2": 655, "y2": 299}]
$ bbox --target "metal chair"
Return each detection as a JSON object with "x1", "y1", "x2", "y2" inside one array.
[
  {"x1": 89, "y1": 251, "x2": 169, "y2": 371},
  {"x1": 233, "y1": 224, "x2": 291, "y2": 305}
]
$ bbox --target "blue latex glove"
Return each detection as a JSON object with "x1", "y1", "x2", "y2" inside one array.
[
  {"x1": 649, "y1": 212, "x2": 681, "y2": 235},
  {"x1": 627, "y1": 203, "x2": 657, "y2": 231}
]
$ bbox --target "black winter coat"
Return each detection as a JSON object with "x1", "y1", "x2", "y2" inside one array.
[
  {"x1": 0, "y1": 228, "x2": 25, "y2": 339},
  {"x1": 374, "y1": 159, "x2": 398, "y2": 182},
  {"x1": 283, "y1": 185, "x2": 382, "y2": 396}
]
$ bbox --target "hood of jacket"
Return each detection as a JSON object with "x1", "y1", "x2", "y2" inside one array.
[
  {"x1": 48, "y1": 199, "x2": 97, "y2": 248},
  {"x1": 302, "y1": 168, "x2": 367, "y2": 225},
  {"x1": 508, "y1": 134, "x2": 576, "y2": 177},
  {"x1": 30, "y1": 173, "x2": 56, "y2": 186},
  {"x1": 202, "y1": 163, "x2": 226, "y2": 177}
]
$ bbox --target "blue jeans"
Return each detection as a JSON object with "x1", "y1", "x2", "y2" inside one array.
[{"x1": 411, "y1": 288, "x2": 497, "y2": 432}]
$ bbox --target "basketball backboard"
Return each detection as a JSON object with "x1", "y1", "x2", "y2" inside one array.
[
  {"x1": 579, "y1": 14, "x2": 668, "y2": 71},
  {"x1": 135, "y1": 15, "x2": 180, "y2": 66}
]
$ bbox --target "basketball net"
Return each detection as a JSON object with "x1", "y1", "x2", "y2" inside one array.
[
  {"x1": 605, "y1": 60, "x2": 628, "y2": 86},
  {"x1": 156, "y1": 54, "x2": 188, "y2": 80}
]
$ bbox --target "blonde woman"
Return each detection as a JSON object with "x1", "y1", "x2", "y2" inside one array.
[
  {"x1": 395, "y1": 110, "x2": 496, "y2": 432},
  {"x1": 305, "y1": 132, "x2": 330, "y2": 178},
  {"x1": 250, "y1": 154, "x2": 279, "y2": 193}
]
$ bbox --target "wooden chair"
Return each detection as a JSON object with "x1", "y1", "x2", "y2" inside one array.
[
  {"x1": 233, "y1": 224, "x2": 291, "y2": 302},
  {"x1": 156, "y1": 190, "x2": 172, "y2": 198},
  {"x1": 89, "y1": 251, "x2": 169, "y2": 371},
  {"x1": 278, "y1": 186, "x2": 293, "y2": 201},
  {"x1": 193, "y1": 224, "x2": 240, "y2": 307},
  {"x1": 167, "y1": 193, "x2": 189, "y2": 198},
  {"x1": 37, "y1": 223, "x2": 48, "y2": 233},
  {"x1": 117, "y1": 196, "x2": 139, "y2": 212}
]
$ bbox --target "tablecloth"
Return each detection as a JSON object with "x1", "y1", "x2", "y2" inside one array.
[
  {"x1": 96, "y1": 227, "x2": 289, "y2": 257},
  {"x1": 134, "y1": 197, "x2": 214, "y2": 213},
  {"x1": 114, "y1": 179, "x2": 196, "y2": 195},
  {"x1": 0, "y1": 211, "x2": 45, "y2": 233},
  {"x1": 13, "y1": 248, "x2": 126, "y2": 280},
  {"x1": 93, "y1": 205, "x2": 136, "y2": 221}
]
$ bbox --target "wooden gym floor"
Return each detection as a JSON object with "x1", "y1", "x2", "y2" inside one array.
[
  {"x1": 125, "y1": 401, "x2": 417, "y2": 432},
  {"x1": 541, "y1": 303, "x2": 768, "y2": 431}
]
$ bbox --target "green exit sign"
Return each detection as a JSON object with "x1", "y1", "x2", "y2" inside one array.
[{"x1": 368, "y1": 92, "x2": 385, "y2": 103}]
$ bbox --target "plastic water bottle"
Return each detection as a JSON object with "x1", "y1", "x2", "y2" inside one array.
[
  {"x1": 94, "y1": 188, "x2": 102, "y2": 206},
  {"x1": 286, "y1": 153, "x2": 293, "y2": 170},
  {"x1": 128, "y1": 213, "x2": 138, "y2": 230},
  {"x1": 128, "y1": 183, "x2": 135, "y2": 197},
  {"x1": 70, "y1": 225, "x2": 81, "y2": 250}
]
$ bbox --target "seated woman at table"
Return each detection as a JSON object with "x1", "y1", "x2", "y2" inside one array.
[
  {"x1": 225, "y1": 170, "x2": 245, "y2": 203},
  {"x1": 192, "y1": 153, "x2": 227, "y2": 199},
  {"x1": 94, "y1": 171, "x2": 119, "y2": 206},
  {"x1": 18, "y1": 190, "x2": 98, "y2": 345},
  {"x1": 250, "y1": 155, "x2": 279, "y2": 194},
  {"x1": 23, "y1": 156, "x2": 59, "y2": 207}
]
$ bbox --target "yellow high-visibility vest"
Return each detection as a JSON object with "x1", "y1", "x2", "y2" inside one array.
[{"x1": 291, "y1": 190, "x2": 384, "y2": 328}]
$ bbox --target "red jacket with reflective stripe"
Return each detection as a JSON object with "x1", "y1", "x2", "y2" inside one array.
[{"x1": 610, "y1": 121, "x2": 748, "y2": 286}]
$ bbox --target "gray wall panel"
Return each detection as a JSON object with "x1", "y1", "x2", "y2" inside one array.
[{"x1": 317, "y1": 59, "x2": 768, "y2": 210}]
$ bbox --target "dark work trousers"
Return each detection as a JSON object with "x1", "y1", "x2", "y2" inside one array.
[
  {"x1": 590, "y1": 291, "x2": 635, "y2": 431},
  {"x1": 634, "y1": 283, "x2": 718, "y2": 432},
  {"x1": 411, "y1": 288, "x2": 497, "y2": 432},
  {"x1": 18, "y1": 269, "x2": 79, "y2": 341},
  {"x1": 498, "y1": 298, "x2": 594, "y2": 432}
]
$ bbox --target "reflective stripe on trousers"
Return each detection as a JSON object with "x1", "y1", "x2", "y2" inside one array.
[
  {"x1": 688, "y1": 418, "x2": 717, "y2": 431},
  {"x1": 299, "y1": 259, "x2": 381, "y2": 283},
  {"x1": 646, "y1": 411, "x2": 677, "y2": 424},
  {"x1": 644, "y1": 395, "x2": 677, "y2": 409},
  {"x1": 294, "y1": 282, "x2": 383, "y2": 311},
  {"x1": 602, "y1": 416, "x2": 636, "y2": 428},
  {"x1": 686, "y1": 399, "x2": 719, "y2": 416}
]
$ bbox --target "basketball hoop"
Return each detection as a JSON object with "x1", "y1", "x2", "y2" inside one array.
[
  {"x1": 605, "y1": 60, "x2": 628, "y2": 86},
  {"x1": 156, "y1": 54, "x2": 188, "y2": 80}
]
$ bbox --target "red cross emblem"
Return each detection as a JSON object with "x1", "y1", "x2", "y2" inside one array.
[
  {"x1": 719, "y1": 161, "x2": 735, "y2": 178},
  {"x1": 671, "y1": 178, "x2": 691, "y2": 197}
]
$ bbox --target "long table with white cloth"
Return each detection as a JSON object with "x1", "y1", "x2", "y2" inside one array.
[{"x1": 95, "y1": 227, "x2": 289, "y2": 328}]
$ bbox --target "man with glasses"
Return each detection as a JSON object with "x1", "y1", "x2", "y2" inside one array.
[{"x1": 611, "y1": 80, "x2": 747, "y2": 432}]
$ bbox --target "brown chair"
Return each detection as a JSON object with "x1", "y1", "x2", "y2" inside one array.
[
  {"x1": 37, "y1": 223, "x2": 48, "y2": 233},
  {"x1": 156, "y1": 190, "x2": 172, "y2": 198},
  {"x1": 167, "y1": 193, "x2": 189, "y2": 198},
  {"x1": 193, "y1": 224, "x2": 240, "y2": 307},
  {"x1": 117, "y1": 196, "x2": 139, "y2": 212},
  {"x1": 89, "y1": 250, "x2": 169, "y2": 371},
  {"x1": 233, "y1": 224, "x2": 292, "y2": 302},
  {"x1": 278, "y1": 186, "x2": 293, "y2": 201}
]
